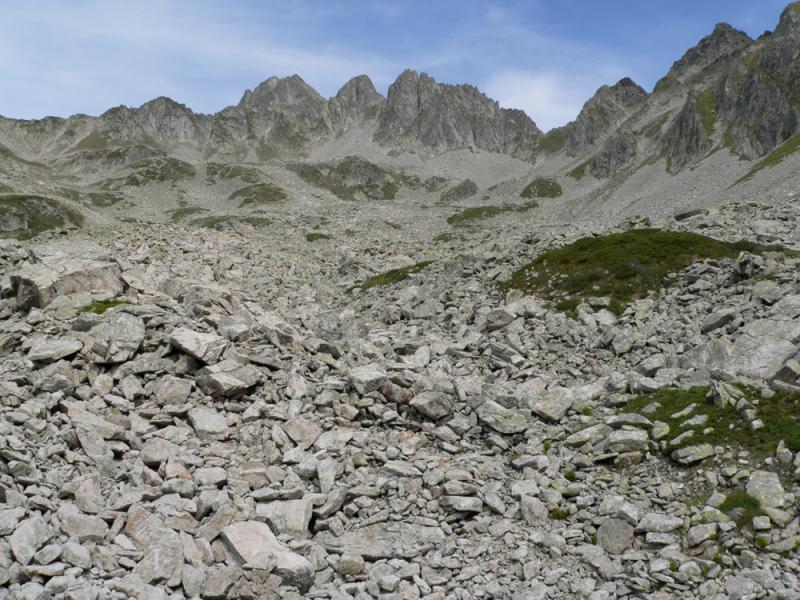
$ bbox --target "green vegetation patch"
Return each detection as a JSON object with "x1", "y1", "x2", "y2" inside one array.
[
  {"x1": 289, "y1": 157, "x2": 417, "y2": 201},
  {"x1": 86, "y1": 192, "x2": 124, "y2": 208},
  {"x1": 719, "y1": 491, "x2": 764, "y2": 527},
  {"x1": 106, "y1": 157, "x2": 196, "y2": 188},
  {"x1": 0, "y1": 195, "x2": 84, "y2": 239},
  {"x1": 191, "y1": 215, "x2": 272, "y2": 229},
  {"x1": 424, "y1": 176, "x2": 448, "y2": 193},
  {"x1": 230, "y1": 183, "x2": 287, "y2": 207},
  {"x1": 440, "y1": 179, "x2": 478, "y2": 203},
  {"x1": 567, "y1": 162, "x2": 588, "y2": 180},
  {"x1": 0, "y1": 183, "x2": 14, "y2": 194},
  {"x1": 735, "y1": 133, "x2": 800, "y2": 185},
  {"x1": 447, "y1": 201, "x2": 538, "y2": 227},
  {"x1": 501, "y1": 229, "x2": 785, "y2": 314},
  {"x1": 169, "y1": 207, "x2": 208, "y2": 222},
  {"x1": 623, "y1": 386, "x2": 800, "y2": 459},
  {"x1": 361, "y1": 261, "x2": 433, "y2": 290},
  {"x1": 79, "y1": 299, "x2": 125, "y2": 315},
  {"x1": 537, "y1": 128, "x2": 568, "y2": 154},
  {"x1": 697, "y1": 88, "x2": 719, "y2": 137},
  {"x1": 305, "y1": 232, "x2": 331, "y2": 242},
  {"x1": 521, "y1": 177, "x2": 562, "y2": 199},
  {"x1": 206, "y1": 162, "x2": 261, "y2": 185}
]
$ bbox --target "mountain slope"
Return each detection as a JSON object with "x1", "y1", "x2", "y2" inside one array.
[{"x1": 1, "y1": 2, "x2": 800, "y2": 238}]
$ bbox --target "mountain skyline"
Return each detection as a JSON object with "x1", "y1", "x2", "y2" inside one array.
[{"x1": 0, "y1": 0, "x2": 789, "y2": 130}]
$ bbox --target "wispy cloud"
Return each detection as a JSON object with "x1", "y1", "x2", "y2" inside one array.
[{"x1": 0, "y1": 0, "x2": 696, "y2": 127}]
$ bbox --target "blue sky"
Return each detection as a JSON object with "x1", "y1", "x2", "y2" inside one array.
[{"x1": 0, "y1": 0, "x2": 789, "y2": 130}]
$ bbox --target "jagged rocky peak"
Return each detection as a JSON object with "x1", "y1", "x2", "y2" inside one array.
[
  {"x1": 376, "y1": 69, "x2": 541, "y2": 156},
  {"x1": 775, "y1": 1, "x2": 800, "y2": 36},
  {"x1": 566, "y1": 77, "x2": 647, "y2": 156},
  {"x1": 329, "y1": 75, "x2": 385, "y2": 126},
  {"x1": 654, "y1": 23, "x2": 752, "y2": 93},
  {"x1": 238, "y1": 74, "x2": 327, "y2": 113}
]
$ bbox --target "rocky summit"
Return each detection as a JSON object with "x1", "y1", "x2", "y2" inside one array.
[{"x1": 2, "y1": 3, "x2": 800, "y2": 600}]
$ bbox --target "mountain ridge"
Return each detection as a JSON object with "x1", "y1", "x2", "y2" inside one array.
[{"x1": 1, "y1": 2, "x2": 800, "y2": 237}]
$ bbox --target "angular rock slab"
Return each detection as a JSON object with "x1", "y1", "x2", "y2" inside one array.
[
  {"x1": 86, "y1": 312, "x2": 146, "y2": 363},
  {"x1": 315, "y1": 521, "x2": 446, "y2": 560},
  {"x1": 12, "y1": 250, "x2": 124, "y2": 310},
  {"x1": 476, "y1": 399, "x2": 528, "y2": 434},
  {"x1": 9, "y1": 517, "x2": 54, "y2": 565},
  {"x1": 27, "y1": 338, "x2": 83, "y2": 362},
  {"x1": 170, "y1": 327, "x2": 228, "y2": 364},
  {"x1": 530, "y1": 387, "x2": 574, "y2": 422},
  {"x1": 222, "y1": 521, "x2": 313, "y2": 591},
  {"x1": 195, "y1": 359, "x2": 260, "y2": 397}
]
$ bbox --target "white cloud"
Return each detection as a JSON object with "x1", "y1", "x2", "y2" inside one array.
[{"x1": 485, "y1": 71, "x2": 591, "y2": 131}]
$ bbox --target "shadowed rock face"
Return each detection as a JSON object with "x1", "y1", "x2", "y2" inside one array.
[
  {"x1": 376, "y1": 70, "x2": 542, "y2": 157},
  {"x1": 328, "y1": 75, "x2": 386, "y2": 128},
  {"x1": 663, "y1": 93, "x2": 709, "y2": 174},
  {"x1": 566, "y1": 78, "x2": 648, "y2": 158}
]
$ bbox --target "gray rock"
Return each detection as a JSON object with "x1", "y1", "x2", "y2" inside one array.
[
  {"x1": 636, "y1": 513, "x2": 683, "y2": 533},
  {"x1": 315, "y1": 521, "x2": 446, "y2": 560},
  {"x1": 188, "y1": 406, "x2": 228, "y2": 436},
  {"x1": 27, "y1": 338, "x2": 83, "y2": 362},
  {"x1": 410, "y1": 391, "x2": 452, "y2": 420},
  {"x1": 222, "y1": 521, "x2": 313, "y2": 591},
  {"x1": 530, "y1": 387, "x2": 574, "y2": 422},
  {"x1": 195, "y1": 359, "x2": 261, "y2": 397},
  {"x1": 10, "y1": 517, "x2": 54, "y2": 565},
  {"x1": 170, "y1": 327, "x2": 228, "y2": 364},
  {"x1": 348, "y1": 364, "x2": 387, "y2": 394},
  {"x1": 746, "y1": 470, "x2": 785, "y2": 508},
  {"x1": 596, "y1": 518, "x2": 634, "y2": 554},
  {"x1": 86, "y1": 312, "x2": 146, "y2": 363},
  {"x1": 476, "y1": 399, "x2": 528, "y2": 434},
  {"x1": 255, "y1": 497, "x2": 313, "y2": 538},
  {"x1": 671, "y1": 443, "x2": 715, "y2": 465}
]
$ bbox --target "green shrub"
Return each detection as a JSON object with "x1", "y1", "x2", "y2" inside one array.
[
  {"x1": 230, "y1": 183, "x2": 287, "y2": 207},
  {"x1": 361, "y1": 261, "x2": 433, "y2": 290},
  {"x1": 0, "y1": 195, "x2": 84, "y2": 238},
  {"x1": 521, "y1": 177, "x2": 562, "y2": 199},
  {"x1": 447, "y1": 201, "x2": 538, "y2": 227},
  {"x1": 501, "y1": 229, "x2": 790, "y2": 314}
]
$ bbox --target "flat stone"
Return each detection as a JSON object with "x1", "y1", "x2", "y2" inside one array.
[
  {"x1": 11, "y1": 243, "x2": 123, "y2": 309},
  {"x1": 596, "y1": 518, "x2": 634, "y2": 555},
  {"x1": 255, "y1": 497, "x2": 313, "y2": 538},
  {"x1": 685, "y1": 523, "x2": 717, "y2": 546},
  {"x1": 315, "y1": 521, "x2": 446, "y2": 560},
  {"x1": 188, "y1": 406, "x2": 228, "y2": 436},
  {"x1": 440, "y1": 495, "x2": 484, "y2": 513},
  {"x1": 565, "y1": 424, "x2": 612, "y2": 446},
  {"x1": 222, "y1": 521, "x2": 313, "y2": 591},
  {"x1": 86, "y1": 312, "x2": 146, "y2": 363},
  {"x1": 141, "y1": 437, "x2": 180, "y2": 466},
  {"x1": 746, "y1": 470, "x2": 785, "y2": 509},
  {"x1": 530, "y1": 387, "x2": 574, "y2": 422},
  {"x1": 195, "y1": 359, "x2": 261, "y2": 396},
  {"x1": 170, "y1": 327, "x2": 228, "y2": 364},
  {"x1": 636, "y1": 513, "x2": 683, "y2": 533},
  {"x1": 10, "y1": 517, "x2": 54, "y2": 565},
  {"x1": 27, "y1": 338, "x2": 83, "y2": 362},
  {"x1": 57, "y1": 503, "x2": 109, "y2": 542},
  {"x1": 671, "y1": 443, "x2": 714, "y2": 465},
  {"x1": 410, "y1": 391, "x2": 452, "y2": 420},
  {"x1": 607, "y1": 429, "x2": 648, "y2": 453},
  {"x1": 476, "y1": 399, "x2": 528, "y2": 434},
  {"x1": 134, "y1": 527, "x2": 183, "y2": 585},
  {"x1": 348, "y1": 364, "x2": 387, "y2": 395}
]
